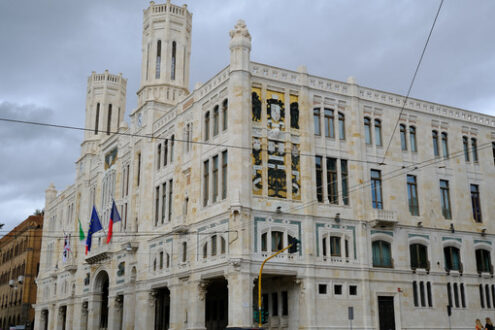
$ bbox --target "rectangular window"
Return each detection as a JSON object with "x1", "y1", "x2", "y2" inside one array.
[
  {"x1": 330, "y1": 236, "x2": 341, "y2": 256},
  {"x1": 161, "y1": 183, "x2": 166, "y2": 224},
  {"x1": 407, "y1": 175, "x2": 419, "y2": 216},
  {"x1": 213, "y1": 106, "x2": 219, "y2": 136},
  {"x1": 157, "y1": 144, "x2": 161, "y2": 170},
  {"x1": 315, "y1": 156, "x2": 323, "y2": 202},
  {"x1": 324, "y1": 108, "x2": 334, "y2": 138},
  {"x1": 203, "y1": 160, "x2": 209, "y2": 206},
  {"x1": 222, "y1": 99, "x2": 228, "y2": 131},
  {"x1": 364, "y1": 117, "x2": 372, "y2": 145},
  {"x1": 318, "y1": 284, "x2": 327, "y2": 294},
  {"x1": 334, "y1": 284, "x2": 342, "y2": 295},
  {"x1": 163, "y1": 139, "x2": 168, "y2": 166},
  {"x1": 413, "y1": 281, "x2": 419, "y2": 307},
  {"x1": 313, "y1": 108, "x2": 321, "y2": 136},
  {"x1": 170, "y1": 135, "x2": 174, "y2": 163},
  {"x1": 410, "y1": 126, "x2": 417, "y2": 152},
  {"x1": 212, "y1": 155, "x2": 219, "y2": 202},
  {"x1": 341, "y1": 159, "x2": 349, "y2": 205},
  {"x1": 221, "y1": 151, "x2": 228, "y2": 199},
  {"x1": 472, "y1": 138, "x2": 478, "y2": 162},
  {"x1": 432, "y1": 131, "x2": 439, "y2": 157},
  {"x1": 204, "y1": 112, "x2": 210, "y2": 141},
  {"x1": 168, "y1": 179, "x2": 173, "y2": 221},
  {"x1": 374, "y1": 119, "x2": 382, "y2": 146},
  {"x1": 371, "y1": 169, "x2": 383, "y2": 209},
  {"x1": 400, "y1": 124, "x2": 407, "y2": 151},
  {"x1": 137, "y1": 153, "x2": 141, "y2": 187},
  {"x1": 463, "y1": 137, "x2": 470, "y2": 162},
  {"x1": 326, "y1": 158, "x2": 338, "y2": 204},
  {"x1": 338, "y1": 112, "x2": 345, "y2": 140},
  {"x1": 440, "y1": 180, "x2": 452, "y2": 219},
  {"x1": 159, "y1": 251, "x2": 163, "y2": 269},
  {"x1": 281, "y1": 291, "x2": 288, "y2": 316},
  {"x1": 349, "y1": 285, "x2": 357, "y2": 296},
  {"x1": 471, "y1": 184, "x2": 482, "y2": 222},
  {"x1": 272, "y1": 292, "x2": 278, "y2": 316},
  {"x1": 480, "y1": 284, "x2": 485, "y2": 308},
  {"x1": 182, "y1": 242, "x2": 187, "y2": 263},
  {"x1": 155, "y1": 186, "x2": 160, "y2": 225},
  {"x1": 441, "y1": 132, "x2": 449, "y2": 158}
]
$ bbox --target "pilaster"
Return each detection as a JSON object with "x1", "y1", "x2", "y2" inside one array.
[
  {"x1": 187, "y1": 280, "x2": 207, "y2": 330},
  {"x1": 227, "y1": 272, "x2": 254, "y2": 328},
  {"x1": 134, "y1": 290, "x2": 156, "y2": 330}
]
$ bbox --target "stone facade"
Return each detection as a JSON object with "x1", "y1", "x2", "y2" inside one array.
[
  {"x1": 0, "y1": 214, "x2": 43, "y2": 329},
  {"x1": 34, "y1": 1, "x2": 495, "y2": 329}
]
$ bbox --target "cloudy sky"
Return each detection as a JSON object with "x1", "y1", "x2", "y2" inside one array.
[{"x1": 0, "y1": 0, "x2": 494, "y2": 234}]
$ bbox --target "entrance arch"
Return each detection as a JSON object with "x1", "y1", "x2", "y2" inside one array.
[
  {"x1": 205, "y1": 278, "x2": 228, "y2": 330},
  {"x1": 94, "y1": 270, "x2": 110, "y2": 329}
]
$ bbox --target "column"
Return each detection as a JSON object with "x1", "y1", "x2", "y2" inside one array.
[
  {"x1": 168, "y1": 283, "x2": 183, "y2": 330},
  {"x1": 122, "y1": 290, "x2": 136, "y2": 330},
  {"x1": 297, "y1": 277, "x2": 316, "y2": 329},
  {"x1": 227, "y1": 272, "x2": 253, "y2": 328},
  {"x1": 187, "y1": 281, "x2": 207, "y2": 330},
  {"x1": 108, "y1": 295, "x2": 123, "y2": 330},
  {"x1": 134, "y1": 290, "x2": 155, "y2": 330},
  {"x1": 80, "y1": 301, "x2": 89, "y2": 330},
  {"x1": 33, "y1": 309, "x2": 44, "y2": 330},
  {"x1": 66, "y1": 302, "x2": 74, "y2": 330},
  {"x1": 86, "y1": 294, "x2": 101, "y2": 330}
]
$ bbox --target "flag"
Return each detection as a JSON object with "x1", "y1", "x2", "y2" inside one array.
[
  {"x1": 62, "y1": 234, "x2": 70, "y2": 263},
  {"x1": 85, "y1": 206, "x2": 103, "y2": 255},
  {"x1": 106, "y1": 200, "x2": 121, "y2": 244},
  {"x1": 78, "y1": 219, "x2": 85, "y2": 241}
]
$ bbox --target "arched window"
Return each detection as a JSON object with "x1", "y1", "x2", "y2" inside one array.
[
  {"x1": 410, "y1": 243, "x2": 428, "y2": 269},
  {"x1": 475, "y1": 249, "x2": 492, "y2": 274},
  {"x1": 444, "y1": 246, "x2": 461, "y2": 272},
  {"x1": 364, "y1": 117, "x2": 371, "y2": 144},
  {"x1": 463, "y1": 136, "x2": 469, "y2": 161},
  {"x1": 222, "y1": 99, "x2": 228, "y2": 131},
  {"x1": 441, "y1": 132, "x2": 449, "y2": 158},
  {"x1": 372, "y1": 240, "x2": 392, "y2": 268},
  {"x1": 204, "y1": 112, "x2": 210, "y2": 141},
  {"x1": 471, "y1": 138, "x2": 478, "y2": 162},
  {"x1": 220, "y1": 237, "x2": 226, "y2": 254},
  {"x1": 432, "y1": 130, "x2": 439, "y2": 156},
  {"x1": 400, "y1": 124, "x2": 407, "y2": 150},
  {"x1": 338, "y1": 112, "x2": 345, "y2": 140},
  {"x1": 213, "y1": 105, "x2": 219, "y2": 136},
  {"x1": 157, "y1": 144, "x2": 161, "y2": 170},
  {"x1": 95, "y1": 103, "x2": 100, "y2": 135},
  {"x1": 374, "y1": 119, "x2": 382, "y2": 146},
  {"x1": 156, "y1": 40, "x2": 161, "y2": 79},
  {"x1": 409, "y1": 126, "x2": 417, "y2": 152},
  {"x1": 313, "y1": 108, "x2": 321, "y2": 136},
  {"x1": 203, "y1": 243, "x2": 208, "y2": 259},
  {"x1": 171, "y1": 41, "x2": 176, "y2": 80},
  {"x1": 324, "y1": 108, "x2": 334, "y2": 138},
  {"x1": 211, "y1": 235, "x2": 217, "y2": 256},
  {"x1": 107, "y1": 104, "x2": 112, "y2": 135}
]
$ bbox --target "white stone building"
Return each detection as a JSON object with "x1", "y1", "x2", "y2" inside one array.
[{"x1": 34, "y1": 1, "x2": 495, "y2": 329}]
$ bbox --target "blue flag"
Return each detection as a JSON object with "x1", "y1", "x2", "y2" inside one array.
[{"x1": 85, "y1": 206, "x2": 103, "y2": 255}]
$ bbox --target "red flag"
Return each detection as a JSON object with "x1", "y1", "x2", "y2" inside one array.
[{"x1": 107, "y1": 200, "x2": 121, "y2": 244}]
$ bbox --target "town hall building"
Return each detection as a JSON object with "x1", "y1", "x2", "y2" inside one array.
[{"x1": 35, "y1": 1, "x2": 495, "y2": 329}]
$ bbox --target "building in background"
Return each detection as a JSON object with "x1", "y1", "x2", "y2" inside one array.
[
  {"x1": 34, "y1": 1, "x2": 495, "y2": 329},
  {"x1": 0, "y1": 214, "x2": 43, "y2": 330}
]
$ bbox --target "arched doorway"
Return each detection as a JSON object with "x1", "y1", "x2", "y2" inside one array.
[
  {"x1": 205, "y1": 278, "x2": 228, "y2": 330},
  {"x1": 94, "y1": 271, "x2": 110, "y2": 329}
]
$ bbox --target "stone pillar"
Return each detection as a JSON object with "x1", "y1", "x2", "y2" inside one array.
[
  {"x1": 122, "y1": 290, "x2": 136, "y2": 330},
  {"x1": 48, "y1": 304, "x2": 56, "y2": 330},
  {"x1": 108, "y1": 295, "x2": 123, "y2": 330},
  {"x1": 227, "y1": 272, "x2": 253, "y2": 328},
  {"x1": 87, "y1": 294, "x2": 101, "y2": 330},
  {"x1": 169, "y1": 283, "x2": 183, "y2": 330},
  {"x1": 33, "y1": 308, "x2": 45, "y2": 330},
  {"x1": 297, "y1": 277, "x2": 316, "y2": 329},
  {"x1": 187, "y1": 281, "x2": 207, "y2": 330},
  {"x1": 134, "y1": 290, "x2": 156, "y2": 330},
  {"x1": 80, "y1": 301, "x2": 89, "y2": 330},
  {"x1": 54, "y1": 305, "x2": 65, "y2": 330}
]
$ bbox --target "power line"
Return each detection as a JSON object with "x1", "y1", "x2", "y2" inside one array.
[{"x1": 381, "y1": 0, "x2": 445, "y2": 164}]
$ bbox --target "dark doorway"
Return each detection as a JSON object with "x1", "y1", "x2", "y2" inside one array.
[
  {"x1": 205, "y1": 278, "x2": 228, "y2": 330},
  {"x1": 95, "y1": 271, "x2": 110, "y2": 329},
  {"x1": 60, "y1": 306, "x2": 67, "y2": 330},
  {"x1": 378, "y1": 296, "x2": 395, "y2": 330},
  {"x1": 154, "y1": 288, "x2": 170, "y2": 330}
]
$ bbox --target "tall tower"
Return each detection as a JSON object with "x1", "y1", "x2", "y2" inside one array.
[
  {"x1": 81, "y1": 70, "x2": 127, "y2": 153},
  {"x1": 137, "y1": 0, "x2": 192, "y2": 107}
]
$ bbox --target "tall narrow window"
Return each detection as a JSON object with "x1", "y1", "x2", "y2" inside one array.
[
  {"x1": 271, "y1": 231, "x2": 283, "y2": 252},
  {"x1": 476, "y1": 249, "x2": 491, "y2": 273},
  {"x1": 447, "y1": 283, "x2": 452, "y2": 307},
  {"x1": 463, "y1": 136, "x2": 469, "y2": 162},
  {"x1": 370, "y1": 169, "x2": 382, "y2": 209},
  {"x1": 324, "y1": 108, "x2": 334, "y2": 138},
  {"x1": 222, "y1": 150, "x2": 228, "y2": 199},
  {"x1": 272, "y1": 292, "x2": 279, "y2": 316},
  {"x1": 432, "y1": 130, "x2": 439, "y2": 157},
  {"x1": 211, "y1": 235, "x2": 217, "y2": 256},
  {"x1": 213, "y1": 105, "x2": 219, "y2": 136},
  {"x1": 410, "y1": 243, "x2": 428, "y2": 269},
  {"x1": 471, "y1": 138, "x2": 478, "y2": 163},
  {"x1": 440, "y1": 180, "x2": 452, "y2": 219},
  {"x1": 222, "y1": 99, "x2": 228, "y2": 131},
  {"x1": 212, "y1": 155, "x2": 219, "y2": 202},
  {"x1": 407, "y1": 175, "x2": 419, "y2": 216},
  {"x1": 441, "y1": 132, "x2": 449, "y2": 158},
  {"x1": 338, "y1": 112, "x2": 345, "y2": 140},
  {"x1": 471, "y1": 184, "x2": 482, "y2": 222},
  {"x1": 315, "y1": 156, "x2": 323, "y2": 202},
  {"x1": 480, "y1": 285, "x2": 486, "y2": 308},
  {"x1": 168, "y1": 179, "x2": 173, "y2": 221},
  {"x1": 330, "y1": 236, "x2": 341, "y2": 256},
  {"x1": 313, "y1": 108, "x2": 321, "y2": 136},
  {"x1": 157, "y1": 144, "x2": 161, "y2": 170},
  {"x1": 410, "y1": 126, "x2": 417, "y2": 152},
  {"x1": 182, "y1": 241, "x2": 187, "y2": 263},
  {"x1": 281, "y1": 291, "x2": 288, "y2": 316},
  {"x1": 372, "y1": 240, "x2": 392, "y2": 267},
  {"x1": 159, "y1": 251, "x2": 163, "y2": 269},
  {"x1": 170, "y1": 135, "x2": 175, "y2": 163},
  {"x1": 171, "y1": 41, "x2": 176, "y2": 80},
  {"x1": 203, "y1": 160, "x2": 209, "y2": 206},
  {"x1": 327, "y1": 158, "x2": 338, "y2": 204},
  {"x1": 155, "y1": 40, "x2": 161, "y2": 79},
  {"x1": 161, "y1": 182, "x2": 166, "y2": 224},
  {"x1": 204, "y1": 112, "x2": 210, "y2": 141},
  {"x1": 400, "y1": 124, "x2": 407, "y2": 150},
  {"x1": 492, "y1": 142, "x2": 495, "y2": 165},
  {"x1": 374, "y1": 119, "x2": 382, "y2": 146},
  {"x1": 413, "y1": 281, "x2": 419, "y2": 307},
  {"x1": 95, "y1": 103, "x2": 100, "y2": 135},
  {"x1": 107, "y1": 104, "x2": 112, "y2": 135},
  {"x1": 444, "y1": 246, "x2": 461, "y2": 272},
  {"x1": 137, "y1": 153, "x2": 141, "y2": 187},
  {"x1": 341, "y1": 159, "x2": 349, "y2": 205},
  {"x1": 364, "y1": 117, "x2": 372, "y2": 145},
  {"x1": 163, "y1": 139, "x2": 168, "y2": 166},
  {"x1": 155, "y1": 186, "x2": 160, "y2": 225}
]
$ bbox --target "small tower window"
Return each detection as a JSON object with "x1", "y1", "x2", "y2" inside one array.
[
  {"x1": 107, "y1": 104, "x2": 112, "y2": 135},
  {"x1": 95, "y1": 103, "x2": 100, "y2": 135},
  {"x1": 171, "y1": 41, "x2": 176, "y2": 80},
  {"x1": 156, "y1": 40, "x2": 161, "y2": 79}
]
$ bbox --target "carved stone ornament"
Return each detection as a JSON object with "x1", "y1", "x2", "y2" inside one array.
[
  {"x1": 229, "y1": 20, "x2": 251, "y2": 40},
  {"x1": 198, "y1": 281, "x2": 208, "y2": 301}
]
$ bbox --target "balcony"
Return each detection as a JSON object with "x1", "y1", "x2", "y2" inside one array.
[
  {"x1": 369, "y1": 209, "x2": 398, "y2": 228},
  {"x1": 85, "y1": 244, "x2": 111, "y2": 264}
]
